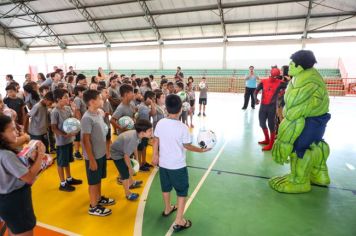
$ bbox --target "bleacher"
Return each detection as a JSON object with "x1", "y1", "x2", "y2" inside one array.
[{"x1": 79, "y1": 68, "x2": 345, "y2": 96}]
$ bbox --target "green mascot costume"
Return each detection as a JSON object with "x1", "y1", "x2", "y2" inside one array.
[{"x1": 269, "y1": 50, "x2": 331, "y2": 193}]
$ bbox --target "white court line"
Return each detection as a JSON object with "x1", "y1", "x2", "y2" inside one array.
[
  {"x1": 37, "y1": 222, "x2": 81, "y2": 236},
  {"x1": 346, "y1": 163, "x2": 355, "y2": 170},
  {"x1": 134, "y1": 167, "x2": 159, "y2": 236},
  {"x1": 165, "y1": 140, "x2": 228, "y2": 236}
]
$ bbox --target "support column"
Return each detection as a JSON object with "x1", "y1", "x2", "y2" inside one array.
[
  {"x1": 106, "y1": 47, "x2": 111, "y2": 71},
  {"x1": 159, "y1": 44, "x2": 163, "y2": 70},
  {"x1": 223, "y1": 41, "x2": 227, "y2": 69}
]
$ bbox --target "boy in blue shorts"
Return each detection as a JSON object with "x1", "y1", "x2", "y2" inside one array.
[
  {"x1": 51, "y1": 89, "x2": 82, "y2": 192},
  {"x1": 82, "y1": 89, "x2": 115, "y2": 216},
  {"x1": 111, "y1": 119, "x2": 152, "y2": 200},
  {"x1": 153, "y1": 94, "x2": 211, "y2": 233}
]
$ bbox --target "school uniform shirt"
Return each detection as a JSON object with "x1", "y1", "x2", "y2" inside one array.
[
  {"x1": 28, "y1": 102, "x2": 48, "y2": 135},
  {"x1": 110, "y1": 130, "x2": 140, "y2": 160},
  {"x1": 154, "y1": 118, "x2": 191, "y2": 170},
  {"x1": 153, "y1": 105, "x2": 166, "y2": 128},
  {"x1": 199, "y1": 86, "x2": 208, "y2": 99},
  {"x1": 81, "y1": 111, "x2": 107, "y2": 160},
  {"x1": 50, "y1": 106, "x2": 75, "y2": 146},
  {"x1": 0, "y1": 150, "x2": 28, "y2": 194},
  {"x1": 73, "y1": 96, "x2": 87, "y2": 116},
  {"x1": 139, "y1": 86, "x2": 151, "y2": 97},
  {"x1": 102, "y1": 100, "x2": 112, "y2": 127},
  {"x1": 112, "y1": 103, "x2": 136, "y2": 134}
]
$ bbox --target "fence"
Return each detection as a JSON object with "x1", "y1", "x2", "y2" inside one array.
[{"x1": 169, "y1": 76, "x2": 356, "y2": 96}]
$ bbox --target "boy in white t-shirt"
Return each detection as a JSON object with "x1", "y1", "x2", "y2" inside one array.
[{"x1": 153, "y1": 94, "x2": 210, "y2": 233}]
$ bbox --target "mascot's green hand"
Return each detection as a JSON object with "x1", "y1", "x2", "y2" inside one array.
[{"x1": 272, "y1": 140, "x2": 294, "y2": 164}]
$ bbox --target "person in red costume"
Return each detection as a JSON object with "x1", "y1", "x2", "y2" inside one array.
[{"x1": 254, "y1": 67, "x2": 287, "y2": 151}]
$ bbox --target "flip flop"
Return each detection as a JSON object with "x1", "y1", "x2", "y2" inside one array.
[
  {"x1": 161, "y1": 205, "x2": 177, "y2": 217},
  {"x1": 173, "y1": 219, "x2": 192, "y2": 232}
]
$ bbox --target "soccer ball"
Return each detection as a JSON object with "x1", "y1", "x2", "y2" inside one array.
[
  {"x1": 199, "y1": 82, "x2": 206, "y2": 89},
  {"x1": 197, "y1": 130, "x2": 217, "y2": 149},
  {"x1": 118, "y1": 116, "x2": 134, "y2": 129},
  {"x1": 63, "y1": 118, "x2": 81, "y2": 134},
  {"x1": 130, "y1": 159, "x2": 140, "y2": 174},
  {"x1": 182, "y1": 102, "x2": 191, "y2": 112},
  {"x1": 177, "y1": 91, "x2": 187, "y2": 102}
]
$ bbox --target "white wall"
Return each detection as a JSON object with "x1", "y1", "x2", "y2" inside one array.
[
  {"x1": 0, "y1": 49, "x2": 28, "y2": 98},
  {"x1": 2, "y1": 38, "x2": 356, "y2": 97}
]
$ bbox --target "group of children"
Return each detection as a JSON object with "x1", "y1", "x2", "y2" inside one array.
[{"x1": 0, "y1": 67, "x2": 211, "y2": 235}]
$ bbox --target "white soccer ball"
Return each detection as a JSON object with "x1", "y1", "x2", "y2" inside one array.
[
  {"x1": 197, "y1": 130, "x2": 217, "y2": 149},
  {"x1": 182, "y1": 102, "x2": 191, "y2": 112},
  {"x1": 63, "y1": 118, "x2": 81, "y2": 134},
  {"x1": 199, "y1": 82, "x2": 206, "y2": 89},
  {"x1": 130, "y1": 159, "x2": 140, "y2": 174},
  {"x1": 118, "y1": 116, "x2": 135, "y2": 129}
]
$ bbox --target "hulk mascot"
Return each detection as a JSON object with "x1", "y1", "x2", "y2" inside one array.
[{"x1": 269, "y1": 50, "x2": 331, "y2": 193}]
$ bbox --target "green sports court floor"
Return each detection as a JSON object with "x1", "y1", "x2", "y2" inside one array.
[{"x1": 141, "y1": 93, "x2": 356, "y2": 236}]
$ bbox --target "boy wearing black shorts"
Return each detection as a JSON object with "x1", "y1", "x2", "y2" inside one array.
[
  {"x1": 51, "y1": 89, "x2": 82, "y2": 192},
  {"x1": 81, "y1": 90, "x2": 115, "y2": 216},
  {"x1": 111, "y1": 119, "x2": 152, "y2": 200},
  {"x1": 153, "y1": 94, "x2": 211, "y2": 232}
]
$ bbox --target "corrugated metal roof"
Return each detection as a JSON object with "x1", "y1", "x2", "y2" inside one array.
[{"x1": 0, "y1": 0, "x2": 355, "y2": 48}]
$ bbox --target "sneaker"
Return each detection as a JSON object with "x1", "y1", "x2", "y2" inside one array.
[
  {"x1": 74, "y1": 152, "x2": 83, "y2": 160},
  {"x1": 139, "y1": 166, "x2": 150, "y2": 172},
  {"x1": 197, "y1": 113, "x2": 201, "y2": 116},
  {"x1": 203, "y1": 113, "x2": 206, "y2": 117},
  {"x1": 59, "y1": 183, "x2": 75, "y2": 192},
  {"x1": 126, "y1": 193, "x2": 139, "y2": 201},
  {"x1": 143, "y1": 162, "x2": 153, "y2": 168},
  {"x1": 241, "y1": 107, "x2": 247, "y2": 110},
  {"x1": 129, "y1": 180, "x2": 143, "y2": 189},
  {"x1": 67, "y1": 178, "x2": 83, "y2": 185},
  {"x1": 98, "y1": 196, "x2": 116, "y2": 206},
  {"x1": 88, "y1": 205, "x2": 112, "y2": 217},
  {"x1": 117, "y1": 177, "x2": 123, "y2": 185}
]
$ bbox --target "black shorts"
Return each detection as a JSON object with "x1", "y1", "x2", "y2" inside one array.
[
  {"x1": 137, "y1": 137, "x2": 148, "y2": 151},
  {"x1": 106, "y1": 128, "x2": 111, "y2": 141},
  {"x1": 189, "y1": 99, "x2": 195, "y2": 107},
  {"x1": 199, "y1": 98, "x2": 207, "y2": 105},
  {"x1": 113, "y1": 158, "x2": 129, "y2": 180},
  {"x1": 74, "y1": 131, "x2": 81, "y2": 142},
  {"x1": 0, "y1": 185, "x2": 36, "y2": 234},
  {"x1": 159, "y1": 167, "x2": 189, "y2": 197},
  {"x1": 85, "y1": 156, "x2": 107, "y2": 185},
  {"x1": 56, "y1": 143, "x2": 74, "y2": 167}
]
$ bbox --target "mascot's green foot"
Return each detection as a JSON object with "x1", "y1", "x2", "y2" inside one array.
[
  {"x1": 310, "y1": 141, "x2": 330, "y2": 186},
  {"x1": 269, "y1": 150, "x2": 313, "y2": 193},
  {"x1": 269, "y1": 176, "x2": 311, "y2": 193}
]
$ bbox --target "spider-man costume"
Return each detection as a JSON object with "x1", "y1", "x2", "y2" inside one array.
[{"x1": 254, "y1": 68, "x2": 287, "y2": 151}]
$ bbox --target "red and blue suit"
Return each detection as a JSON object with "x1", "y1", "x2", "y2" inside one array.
[{"x1": 254, "y1": 68, "x2": 287, "y2": 151}]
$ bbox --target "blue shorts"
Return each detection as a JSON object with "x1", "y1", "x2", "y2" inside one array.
[
  {"x1": 159, "y1": 167, "x2": 189, "y2": 197},
  {"x1": 293, "y1": 113, "x2": 331, "y2": 158}
]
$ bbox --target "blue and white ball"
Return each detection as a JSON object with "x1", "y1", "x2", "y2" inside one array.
[
  {"x1": 118, "y1": 116, "x2": 135, "y2": 129},
  {"x1": 63, "y1": 118, "x2": 81, "y2": 134},
  {"x1": 182, "y1": 102, "x2": 191, "y2": 112}
]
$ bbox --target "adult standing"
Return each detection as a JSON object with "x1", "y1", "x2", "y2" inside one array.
[
  {"x1": 242, "y1": 66, "x2": 259, "y2": 110},
  {"x1": 175, "y1": 66, "x2": 184, "y2": 82},
  {"x1": 66, "y1": 66, "x2": 77, "y2": 77}
]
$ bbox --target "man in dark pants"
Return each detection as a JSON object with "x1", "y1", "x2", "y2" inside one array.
[{"x1": 242, "y1": 66, "x2": 259, "y2": 110}]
